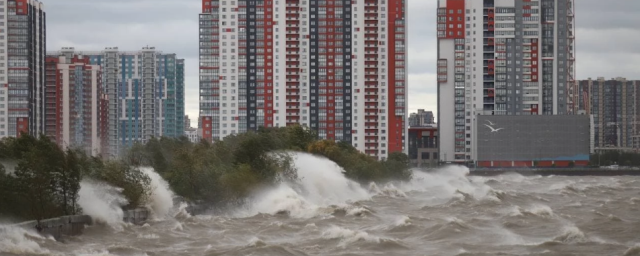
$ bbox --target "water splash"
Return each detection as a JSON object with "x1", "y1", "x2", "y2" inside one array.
[
  {"x1": 78, "y1": 180, "x2": 128, "y2": 228},
  {"x1": 139, "y1": 167, "x2": 174, "y2": 219},
  {"x1": 0, "y1": 226, "x2": 53, "y2": 255},
  {"x1": 241, "y1": 152, "x2": 371, "y2": 218},
  {"x1": 552, "y1": 226, "x2": 589, "y2": 244},
  {"x1": 322, "y1": 226, "x2": 383, "y2": 245},
  {"x1": 399, "y1": 165, "x2": 498, "y2": 204}
]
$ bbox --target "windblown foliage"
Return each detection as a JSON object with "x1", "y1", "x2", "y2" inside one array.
[
  {"x1": 132, "y1": 125, "x2": 411, "y2": 205},
  {"x1": 0, "y1": 134, "x2": 152, "y2": 221},
  {"x1": 0, "y1": 126, "x2": 411, "y2": 221}
]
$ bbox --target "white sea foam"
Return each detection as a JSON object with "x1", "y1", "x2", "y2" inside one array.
[
  {"x1": 0, "y1": 226, "x2": 54, "y2": 255},
  {"x1": 241, "y1": 152, "x2": 371, "y2": 218},
  {"x1": 78, "y1": 180, "x2": 128, "y2": 229},
  {"x1": 400, "y1": 165, "x2": 499, "y2": 204},
  {"x1": 552, "y1": 226, "x2": 589, "y2": 244},
  {"x1": 394, "y1": 215, "x2": 412, "y2": 227},
  {"x1": 322, "y1": 226, "x2": 383, "y2": 245},
  {"x1": 139, "y1": 167, "x2": 174, "y2": 219}
]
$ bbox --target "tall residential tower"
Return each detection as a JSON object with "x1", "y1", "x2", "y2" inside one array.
[
  {"x1": 578, "y1": 78, "x2": 640, "y2": 150},
  {"x1": 49, "y1": 47, "x2": 186, "y2": 157},
  {"x1": 199, "y1": 0, "x2": 408, "y2": 159},
  {"x1": 0, "y1": 0, "x2": 46, "y2": 138},
  {"x1": 45, "y1": 49, "x2": 103, "y2": 156},
  {"x1": 437, "y1": 0, "x2": 576, "y2": 163}
]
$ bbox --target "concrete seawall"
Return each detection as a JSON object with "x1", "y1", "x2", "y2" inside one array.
[
  {"x1": 16, "y1": 215, "x2": 92, "y2": 240},
  {"x1": 123, "y1": 208, "x2": 150, "y2": 225},
  {"x1": 14, "y1": 208, "x2": 152, "y2": 240}
]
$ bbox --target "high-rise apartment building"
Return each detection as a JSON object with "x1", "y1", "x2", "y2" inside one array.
[
  {"x1": 199, "y1": 0, "x2": 408, "y2": 159},
  {"x1": 409, "y1": 109, "x2": 435, "y2": 127},
  {"x1": 0, "y1": 0, "x2": 46, "y2": 138},
  {"x1": 45, "y1": 48, "x2": 104, "y2": 156},
  {"x1": 437, "y1": 0, "x2": 576, "y2": 163},
  {"x1": 52, "y1": 47, "x2": 186, "y2": 157},
  {"x1": 578, "y1": 77, "x2": 640, "y2": 149}
]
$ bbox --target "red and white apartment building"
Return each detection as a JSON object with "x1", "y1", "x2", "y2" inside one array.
[
  {"x1": 0, "y1": 0, "x2": 46, "y2": 138},
  {"x1": 199, "y1": 0, "x2": 408, "y2": 159},
  {"x1": 45, "y1": 48, "x2": 105, "y2": 156},
  {"x1": 437, "y1": 0, "x2": 576, "y2": 163}
]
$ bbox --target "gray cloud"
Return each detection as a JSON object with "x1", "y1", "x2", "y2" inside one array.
[
  {"x1": 45, "y1": 0, "x2": 640, "y2": 126},
  {"x1": 574, "y1": 0, "x2": 640, "y2": 30}
]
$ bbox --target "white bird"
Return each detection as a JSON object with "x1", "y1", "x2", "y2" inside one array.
[
  {"x1": 484, "y1": 124, "x2": 504, "y2": 132},
  {"x1": 486, "y1": 120, "x2": 496, "y2": 126}
]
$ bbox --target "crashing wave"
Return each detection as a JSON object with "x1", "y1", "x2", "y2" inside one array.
[
  {"x1": 624, "y1": 244, "x2": 640, "y2": 256},
  {"x1": 551, "y1": 226, "x2": 589, "y2": 244},
  {"x1": 239, "y1": 153, "x2": 371, "y2": 218},
  {"x1": 0, "y1": 226, "x2": 56, "y2": 255},
  {"x1": 322, "y1": 226, "x2": 398, "y2": 247}
]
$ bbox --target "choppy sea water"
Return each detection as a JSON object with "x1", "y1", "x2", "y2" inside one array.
[{"x1": 2, "y1": 154, "x2": 640, "y2": 256}]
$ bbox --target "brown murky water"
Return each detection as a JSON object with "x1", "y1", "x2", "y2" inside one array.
[{"x1": 2, "y1": 161, "x2": 640, "y2": 256}]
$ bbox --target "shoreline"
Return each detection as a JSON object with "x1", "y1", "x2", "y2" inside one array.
[
  {"x1": 8, "y1": 204, "x2": 208, "y2": 240},
  {"x1": 468, "y1": 168, "x2": 640, "y2": 176}
]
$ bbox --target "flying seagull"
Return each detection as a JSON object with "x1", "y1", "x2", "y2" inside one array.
[
  {"x1": 486, "y1": 120, "x2": 496, "y2": 126},
  {"x1": 484, "y1": 124, "x2": 504, "y2": 132}
]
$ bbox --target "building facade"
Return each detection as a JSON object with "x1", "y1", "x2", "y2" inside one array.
[
  {"x1": 409, "y1": 109, "x2": 435, "y2": 127},
  {"x1": 184, "y1": 115, "x2": 191, "y2": 129},
  {"x1": 476, "y1": 115, "x2": 591, "y2": 167},
  {"x1": 50, "y1": 47, "x2": 185, "y2": 157},
  {"x1": 408, "y1": 126, "x2": 438, "y2": 168},
  {"x1": 185, "y1": 127, "x2": 199, "y2": 143},
  {"x1": 0, "y1": 0, "x2": 46, "y2": 138},
  {"x1": 198, "y1": 0, "x2": 408, "y2": 159},
  {"x1": 578, "y1": 77, "x2": 640, "y2": 150},
  {"x1": 437, "y1": 0, "x2": 576, "y2": 163},
  {"x1": 45, "y1": 49, "x2": 103, "y2": 155}
]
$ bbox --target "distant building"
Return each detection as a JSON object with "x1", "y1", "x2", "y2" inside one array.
[
  {"x1": 45, "y1": 50, "x2": 104, "y2": 156},
  {"x1": 0, "y1": 0, "x2": 46, "y2": 138},
  {"x1": 185, "y1": 115, "x2": 192, "y2": 129},
  {"x1": 578, "y1": 78, "x2": 640, "y2": 150},
  {"x1": 50, "y1": 47, "x2": 185, "y2": 157},
  {"x1": 408, "y1": 126, "x2": 438, "y2": 168},
  {"x1": 100, "y1": 94, "x2": 109, "y2": 156},
  {"x1": 185, "y1": 127, "x2": 199, "y2": 143},
  {"x1": 409, "y1": 109, "x2": 435, "y2": 127}
]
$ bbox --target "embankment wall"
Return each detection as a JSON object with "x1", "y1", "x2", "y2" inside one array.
[
  {"x1": 16, "y1": 215, "x2": 92, "y2": 240},
  {"x1": 14, "y1": 208, "x2": 152, "y2": 240}
]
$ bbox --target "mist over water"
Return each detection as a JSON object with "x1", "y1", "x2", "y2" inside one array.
[{"x1": 2, "y1": 152, "x2": 640, "y2": 256}]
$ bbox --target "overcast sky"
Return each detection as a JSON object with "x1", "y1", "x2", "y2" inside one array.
[{"x1": 47, "y1": 0, "x2": 640, "y2": 127}]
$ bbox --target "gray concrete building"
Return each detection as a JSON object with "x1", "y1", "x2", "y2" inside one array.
[{"x1": 409, "y1": 109, "x2": 435, "y2": 127}]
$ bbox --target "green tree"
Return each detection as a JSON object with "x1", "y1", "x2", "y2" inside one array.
[
  {"x1": 94, "y1": 161, "x2": 151, "y2": 209},
  {"x1": 60, "y1": 149, "x2": 82, "y2": 215},
  {"x1": 12, "y1": 135, "x2": 66, "y2": 220}
]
